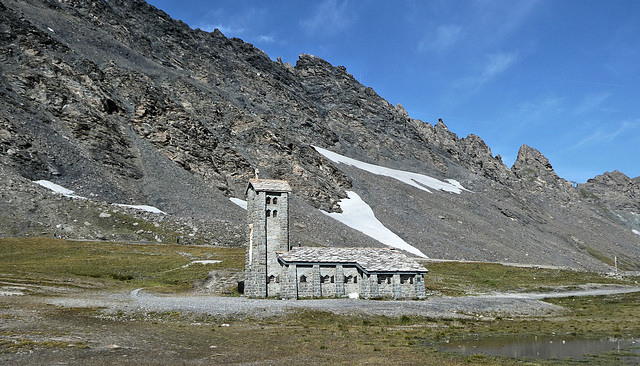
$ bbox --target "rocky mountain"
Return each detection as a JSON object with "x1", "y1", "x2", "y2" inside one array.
[{"x1": 1, "y1": 0, "x2": 639, "y2": 271}]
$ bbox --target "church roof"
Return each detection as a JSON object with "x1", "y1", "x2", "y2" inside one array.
[
  {"x1": 277, "y1": 247, "x2": 428, "y2": 274},
  {"x1": 247, "y1": 179, "x2": 292, "y2": 193}
]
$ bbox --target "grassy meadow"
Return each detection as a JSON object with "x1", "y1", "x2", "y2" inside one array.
[
  {"x1": 1, "y1": 237, "x2": 639, "y2": 365},
  {"x1": 0, "y1": 237, "x2": 245, "y2": 292}
]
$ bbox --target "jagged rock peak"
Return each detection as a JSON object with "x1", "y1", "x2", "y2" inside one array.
[
  {"x1": 581, "y1": 170, "x2": 640, "y2": 211},
  {"x1": 435, "y1": 118, "x2": 450, "y2": 131},
  {"x1": 295, "y1": 53, "x2": 352, "y2": 78},
  {"x1": 510, "y1": 145, "x2": 575, "y2": 197},
  {"x1": 512, "y1": 144, "x2": 554, "y2": 175},
  {"x1": 587, "y1": 170, "x2": 632, "y2": 185}
]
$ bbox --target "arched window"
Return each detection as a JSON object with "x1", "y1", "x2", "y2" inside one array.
[
  {"x1": 272, "y1": 197, "x2": 278, "y2": 204},
  {"x1": 266, "y1": 210, "x2": 271, "y2": 217},
  {"x1": 266, "y1": 197, "x2": 271, "y2": 204},
  {"x1": 299, "y1": 275, "x2": 307, "y2": 283},
  {"x1": 272, "y1": 210, "x2": 278, "y2": 218}
]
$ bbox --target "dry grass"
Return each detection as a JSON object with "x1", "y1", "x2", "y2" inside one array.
[
  {"x1": 0, "y1": 237, "x2": 244, "y2": 292},
  {"x1": 1, "y1": 237, "x2": 639, "y2": 364},
  {"x1": 425, "y1": 261, "x2": 634, "y2": 296}
]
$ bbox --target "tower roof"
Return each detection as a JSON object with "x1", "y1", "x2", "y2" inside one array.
[{"x1": 247, "y1": 179, "x2": 292, "y2": 193}]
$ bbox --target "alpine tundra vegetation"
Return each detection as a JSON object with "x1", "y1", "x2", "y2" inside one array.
[{"x1": 1, "y1": 0, "x2": 640, "y2": 364}]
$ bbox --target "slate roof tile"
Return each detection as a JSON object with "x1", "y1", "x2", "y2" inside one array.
[
  {"x1": 248, "y1": 179, "x2": 292, "y2": 192},
  {"x1": 278, "y1": 247, "x2": 428, "y2": 273}
]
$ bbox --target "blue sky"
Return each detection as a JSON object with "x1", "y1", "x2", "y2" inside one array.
[{"x1": 146, "y1": 0, "x2": 640, "y2": 182}]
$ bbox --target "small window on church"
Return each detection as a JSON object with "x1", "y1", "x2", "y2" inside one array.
[
  {"x1": 266, "y1": 210, "x2": 271, "y2": 217},
  {"x1": 377, "y1": 275, "x2": 391, "y2": 284},
  {"x1": 267, "y1": 275, "x2": 275, "y2": 284},
  {"x1": 300, "y1": 275, "x2": 307, "y2": 283},
  {"x1": 272, "y1": 197, "x2": 278, "y2": 204},
  {"x1": 330, "y1": 275, "x2": 335, "y2": 283},
  {"x1": 266, "y1": 197, "x2": 271, "y2": 204},
  {"x1": 272, "y1": 210, "x2": 278, "y2": 218},
  {"x1": 354, "y1": 276, "x2": 357, "y2": 284}
]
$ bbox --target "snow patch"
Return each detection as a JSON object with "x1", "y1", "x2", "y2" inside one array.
[
  {"x1": 181, "y1": 260, "x2": 222, "y2": 268},
  {"x1": 34, "y1": 180, "x2": 166, "y2": 214},
  {"x1": 322, "y1": 191, "x2": 428, "y2": 258},
  {"x1": 34, "y1": 180, "x2": 86, "y2": 199},
  {"x1": 633, "y1": 229, "x2": 640, "y2": 236},
  {"x1": 0, "y1": 287, "x2": 26, "y2": 296},
  {"x1": 113, "y1": 204, "x2": 166, "y2": 215},
  {"x1": 230, "y1": 197, "x2": 248, "y2": 210},
  {"x1": 314, "y1": 146, "x2": 468, "y2": 194}
]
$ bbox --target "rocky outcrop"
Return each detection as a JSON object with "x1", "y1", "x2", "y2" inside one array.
[
  {"x1": 580, "y1": 171, "x2": 640, "y2": 211},
  {"x1": 510, "y1": 144, "x2": 575, "y2": 199},
  {"x1": 0, "y1": 0, "x2": 639, "y2": 270}
]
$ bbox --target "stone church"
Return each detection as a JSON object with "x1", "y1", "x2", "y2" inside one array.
[{"x1": 244, "y1": 178, "x2": 428, "y2": 299}]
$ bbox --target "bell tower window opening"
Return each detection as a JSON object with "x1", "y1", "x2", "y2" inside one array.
[
  {"x1": 266, "y1": 197, "x2": 271, "y2": 204},
  {"x1": 266, "y1": 210, "x2": 271, "y2": 218},
  {"x1": 272, "y1": 197, "x2": 278, "y2": 204},
  {"x1": 272, "y1": 210, "x2": 278, "y2": 218}
]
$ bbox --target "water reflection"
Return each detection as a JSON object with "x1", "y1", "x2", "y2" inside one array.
[{"x1": 443, "y1": 335, "x2": 640, "y2": 360}]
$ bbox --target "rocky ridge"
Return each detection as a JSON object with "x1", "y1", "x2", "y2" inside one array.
[{"x1": 0, "y1": 0, "x2": 639, "y2": 270}]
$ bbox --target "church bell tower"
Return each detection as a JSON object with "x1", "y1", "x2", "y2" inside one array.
[{"x1": 244, "y1": 179, "x2": 291, "y2": 298}]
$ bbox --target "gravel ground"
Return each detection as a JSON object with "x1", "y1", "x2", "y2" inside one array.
[{"x1": 43, "y1": 285, "x2": 640, "y2": 320}]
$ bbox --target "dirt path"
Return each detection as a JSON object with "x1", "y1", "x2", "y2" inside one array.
[{"x1": 42, "y1": 284, "x2": 640, "y2": 320}]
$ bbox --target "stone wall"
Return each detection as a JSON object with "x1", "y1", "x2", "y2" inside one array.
[
  {"x1": 245, "y1": 187, "x2": 290, "y2": 298},
  {"x1": 278, "y1": 263, "x2": 426, "y2": 299},
  {"x1": 244, "y1": 188, "x2": 265, "y2": 297}
]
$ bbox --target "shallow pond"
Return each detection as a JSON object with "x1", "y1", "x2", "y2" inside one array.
[{"x1": 443, "y1": 335, "x2": 640, "y2": 360}]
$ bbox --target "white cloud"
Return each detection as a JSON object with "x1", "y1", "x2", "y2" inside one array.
[
  {"x1": 571, "y1": 92, "x2": 611, "y2": 116},
  {"x1": 419, "y1": 24, "x2": 462, "y2": 52},
  {"x1": 300, "y1": 0, "x2": 351, "y2": 36},
  {"x1": 256, "y1": 35, "x2": 275, "y2": 43},
  {"x1": 572, "y1": 120, "x2": 640, "y2": 149},
  {"x1": 507, "y1": 96, "x2": 564, "y2": 126},
  {"x1": 481, "y1": 52, "x2": 518, "y2": 80},
  {"x1": 469, "y1": 0, "x2": 540, "y2": 47},
  {"x1": 456, "y1": 51, "x2": 518, "y2": 90}
]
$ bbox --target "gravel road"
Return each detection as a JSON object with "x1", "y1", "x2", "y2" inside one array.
[{"x1": 45, "y1": 284, "x2": 640, "y2": 320}]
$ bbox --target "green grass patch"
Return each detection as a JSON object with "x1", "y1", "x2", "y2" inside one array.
[
  {"x1": 0, "y1": 237, "x2": 244, "y2": 292},
  {"x1": 424, "y1": 261, "x2": 636, "y2": 295},
  {"x1": 2, "y1": 242, "x2": 639, "y2": 364},
  {"x1": 0, "y1": 338, "x2": 88, "y2": 352}
]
